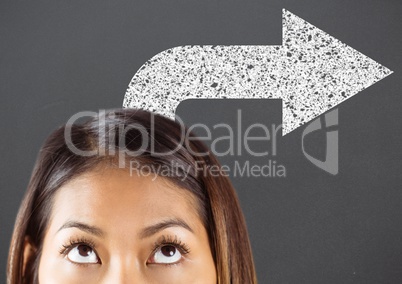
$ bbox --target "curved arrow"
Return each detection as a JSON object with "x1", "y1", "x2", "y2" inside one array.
[{"x1": 123, "y1": 9, "x2": 393, "y2": 135}]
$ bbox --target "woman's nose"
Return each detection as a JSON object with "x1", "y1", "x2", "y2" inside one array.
[{"x1": 102, "y1": 258, "x2": 145, "y2": 284}]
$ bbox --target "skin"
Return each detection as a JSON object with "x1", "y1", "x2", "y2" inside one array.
[{"x1": 28, "y1": 165, "x2": 217, "y2": 283}]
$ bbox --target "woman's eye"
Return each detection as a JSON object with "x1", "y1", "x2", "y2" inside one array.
[
  {"x1": 66, "y1": 244, "x2": 99, "y2": 264},
  {"x1": 150, "y1": 245, "x2": 183, "y2": 264}
]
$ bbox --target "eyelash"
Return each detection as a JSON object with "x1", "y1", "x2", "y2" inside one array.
[
  {"x1": 58, "y1": 237, "x2": 97, "y2": 258},
  {"x1": 151, "y1": 234, "x2": 190, "y2": 265}
]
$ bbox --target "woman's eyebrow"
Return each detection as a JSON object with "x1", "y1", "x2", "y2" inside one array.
[
  {"x1": 57, "y1": 221, "x2": 104, "y2": 237},
  {"x1": 139, "y1": 218, "x2": 194, "y2": 239}
]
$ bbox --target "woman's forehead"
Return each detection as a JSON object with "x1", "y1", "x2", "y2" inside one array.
[{"x1": 47, "y1": 167, "x2": 203, "y2": 236}]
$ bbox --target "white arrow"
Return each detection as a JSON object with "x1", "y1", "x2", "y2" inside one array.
[{"x1": 123, "y1": 9, "x2": 393, "y2": 135}]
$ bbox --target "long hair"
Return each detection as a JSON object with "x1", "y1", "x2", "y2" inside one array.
[{"x1": 7, "y1": 108, "x2": 257, "y2": 284}]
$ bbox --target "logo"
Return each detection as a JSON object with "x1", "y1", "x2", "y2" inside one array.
[{"x1": 302, "y1": 109, "x2": 338, "y2": 175}]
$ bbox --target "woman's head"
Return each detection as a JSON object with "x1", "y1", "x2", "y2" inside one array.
[{"x1": 8, "y1": 108, "x2": 257, "y2": 283}]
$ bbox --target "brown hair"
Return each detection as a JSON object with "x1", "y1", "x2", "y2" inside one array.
[{"x1": 7, "y1": 108, "x2": 257, "y2": 284}]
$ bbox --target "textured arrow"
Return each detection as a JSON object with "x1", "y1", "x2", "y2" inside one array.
[{"x1": 123, "y1": 9, "x2": 392, "y2": 135}]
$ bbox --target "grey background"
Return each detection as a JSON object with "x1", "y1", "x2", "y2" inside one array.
[{"x1": 1, "y1": 0, "x2": 401, "y2": 283}]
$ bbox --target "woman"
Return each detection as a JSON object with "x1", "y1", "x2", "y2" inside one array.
[{"x1": 7, "y1": 108, "x2": 257, "y2": 283}]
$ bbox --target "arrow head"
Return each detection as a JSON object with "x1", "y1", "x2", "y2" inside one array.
[{"x1": 281, "y1": 9, "x2": 393, "y2": 135}]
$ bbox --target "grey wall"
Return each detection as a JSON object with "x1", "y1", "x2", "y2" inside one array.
[{"x1": 1, "y1": 0, "x2": 401, "y2": 283}]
